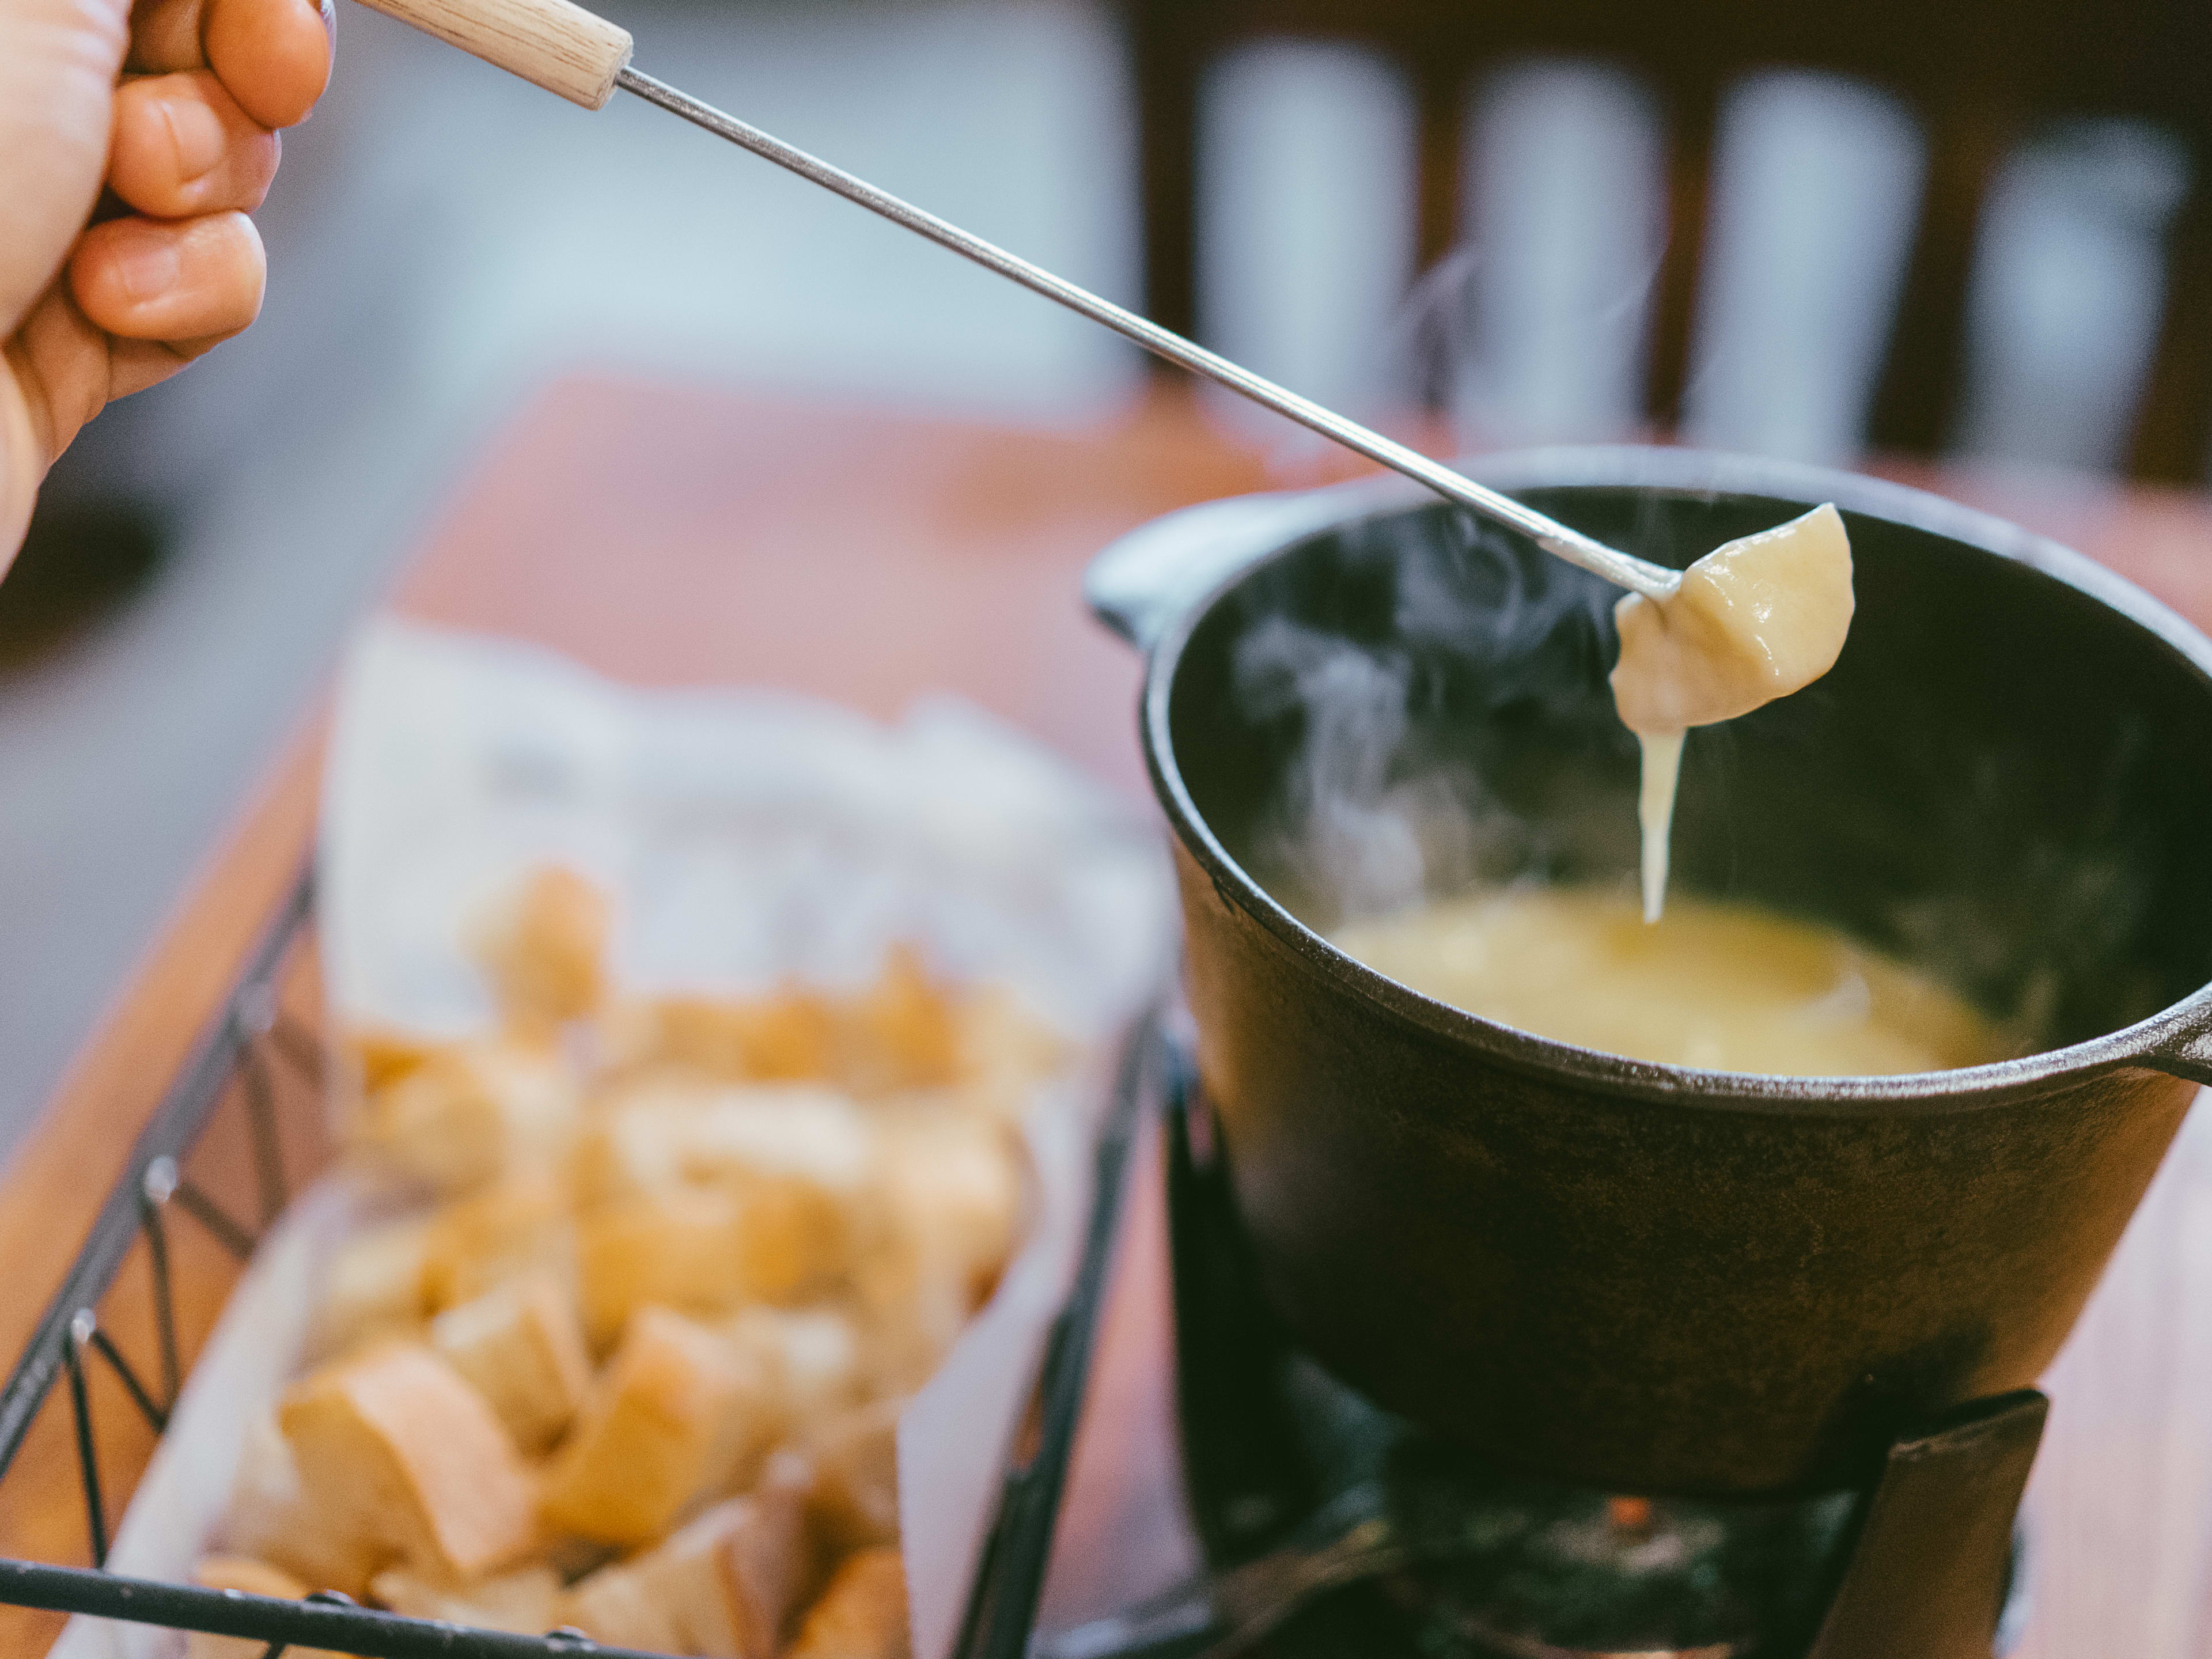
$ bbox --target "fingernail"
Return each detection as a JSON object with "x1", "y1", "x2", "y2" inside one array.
[
  {"x1": 111, "y1": 225, "x2": 183, "y2": 304},
  {"x1": 160, "y1": 96, "x2": 226, "y2": 183}
]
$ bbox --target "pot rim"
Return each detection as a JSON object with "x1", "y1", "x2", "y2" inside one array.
[{"x1": 1140, "y1": 444, "x2": 2212, "y2": 1113}]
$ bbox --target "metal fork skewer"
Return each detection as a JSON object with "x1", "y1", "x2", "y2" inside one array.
[{"x1": 615, "y1": 66, "x2": 1682, "y2": 601}]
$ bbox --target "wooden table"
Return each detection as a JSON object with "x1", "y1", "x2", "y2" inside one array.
[{"x1": 6, "y1": 380, "x2": 2212, "y2": 1658}]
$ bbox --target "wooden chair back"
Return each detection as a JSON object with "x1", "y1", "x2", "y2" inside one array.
[{"x1": 1123, "y1": 0, "x2": 2212, "y2": 479}]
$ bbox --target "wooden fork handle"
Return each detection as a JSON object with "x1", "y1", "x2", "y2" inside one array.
[{"x1": 353, "y1": 0, "x2": 632, "y2": 108}]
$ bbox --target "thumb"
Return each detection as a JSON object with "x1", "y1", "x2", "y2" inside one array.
[
  {"x1": 0, "y1": 0, "x2": 134, "y2": 338},
  {"x1": 1, "y1": 350, "x2": 37, "y2": 568}
]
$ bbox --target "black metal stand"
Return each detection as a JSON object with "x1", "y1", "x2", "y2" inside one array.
[
  {"x1": 1166, "y1": 1080, "x2": 2047, "y2": 1659},
  {"x1": 1805, "y1": 1390, "x2": 2044, "y2": 1659}
]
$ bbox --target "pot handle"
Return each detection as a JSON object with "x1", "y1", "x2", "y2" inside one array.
[
  {"x1": 2147, "y1": 1009, "x2": 2212, "y2": 1088},
  {"x1": 1084, "y1": 488, "x2": 1353, "y2": 651}
]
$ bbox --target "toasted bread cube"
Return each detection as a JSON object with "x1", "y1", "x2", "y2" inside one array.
[
  {"x1": 855, "y1": 1113, "x2": 1022, "y2": 1390},
  {"x1": 354, "y1": 1040, "x2": 577, "y2": 1196},
  {"x1": 571, "y1": 1077, "x2": 865, "y2": 1206},
  {"x1": 645, "y1": 995, "x2": 757, "y2": 1079},
  {"x1": 837, "y1": 948, "x2": 959, "y2": 1096},
  {"x1": 604, "y1": 989, "x2": 839, "y2": 1083},
  {"x1": 950, "y1": 987, "x2": 1067, "y2": 1121},
  {"x1": 279, "y1": 1344, "x2": 536, "y2": 1585},
  {"x1": 430, "y1": 1273, "x2": 590, "y2": 1453},
  {"x1": 312, "y1": 1216, "x2": 431, "y2": 1359},
  {"x1": 742, "y1": 990, "x2": 843, "y2": 1082},
  {"x1": 575, "y1": 1189, "x2": 744, "y2": 1347},
  {"x1": 852, "y1": 1265, "x2": 968, "y2": 1399},
  {"x1": 566, "y1": 1476, "x2": 810, "y2": 1658},
  {"x1": 718, "y1": 1480, "x2": 816, "y2": 1657},
  {"x1": 540, "y1": 1307, "x2": 777, "y2": 1547},
  {"x1": 215, "y1": 1414, "x2": 389, "y2": 1598},
  {"x1": 788, "y1": 1548, "x2": 910, "y2": 1659},
  {"x1": 726, "y1": 1306, "x2": 862, "y2": 1437},
  {"x1": 730, "y1": 1177, "x2": 851, "y2": 1308},
  {"x1": 350, "y1": 1029, "x2": 444, "y2": 1094},
  {"x1": 569, "y1": 1077, "x2": 714, "y2": 1210},
  {"x1": 370, "y1": 1563, "x2": 565, "y2": 1634},
  {"x1": 574, "y1": 1087, "x2": 867, "y2": 1290},
  {"x1": 187, "y1": 1558, "x2": 353, "y2": 1659},
  {"x1": 577, "y1": 1181, "x2": 845, "y2": 1347},
  {"x1": 562, "y1": 1557, "x2": 681, "y2": 1655},
  {"x1": 476, "y1": 866, "x2": 610, "y2": 1033},
  {"x1": 683, "y1": 1090, "x2": 870, "y2": 1308},
  {"x1": 678, "y1": 1088, "x2": 873, "y2": 1192},
  {"x1": 870, "y1": 1113, "x2": 1022, "y2": 1295},
  {"x1": 637, "y1": 1481, "x2": 812, "y2": 1659},
  {"x1": 805, "y1": 1399, "x2": 902, "y2": 1555},
  {"x1": 422, "y1": 1176, "x2": 573, "y2": 1312}
]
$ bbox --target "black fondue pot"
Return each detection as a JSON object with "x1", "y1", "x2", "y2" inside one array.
[{"x1": 1087, "y1": 447, "x2": 2212, "y2": 1498}]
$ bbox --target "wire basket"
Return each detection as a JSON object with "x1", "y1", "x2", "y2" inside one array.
[{"x1": 0, "y1": 865, "x2": 1157, "y2": 1659}]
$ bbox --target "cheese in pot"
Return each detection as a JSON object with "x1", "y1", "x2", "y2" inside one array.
[
  {"x1": 1610, "y1": 504, "x2": 1855, "y2": 921},
  {"x1": 1334, "y1": 887, "x2": 2006, "y2": 1076}
]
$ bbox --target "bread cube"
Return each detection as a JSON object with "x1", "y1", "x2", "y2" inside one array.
[
  {"x1": 872, "y1": 1113, "x2": 1022, "y2": 1295},
  {"x1": 540, "y1": 1307, "x2": 777, "y2": 1547},
  {"x1": 577, "y1": 1180, "x2": 846, "y2": 1347},
  {"x1": 607, "y1": 990, "x2": 839, "y2": 1083},
  {"x1": 709, "y1": 1471, "x2": 816, "y2": 1657},
  {"x1": 836, "y1": 948, "x2": 959, "y2": 1096},
  {"x1": 741, "y1": 991, "x2": 843, "y2": 1082},
  {"x1": 187, "y1": 1557, "x2": 353, "y2": 1659},
  {"x1": 370, "y1": 1563, "x2": 565, "y2": 1635},
  {"x1": 562, "y1": 1555, "x2": 681, "y2": 1656},
  {"x1": 312, "y1": 1217, "x2": 430, "y2": 1359},
  {"x1": 574, "y1": 1086, "x2": 866, "y2": 1301},
  {"x1": 565, "y1": 1472, "x2": 811, "y2": 1659},
  {"x1": 575, "y1": 1190, "x2": 745, "y2": 1347},
  {"x1": 215, "y1": 1413, "x2": 389, "y2": 1598},
  {"x1": 572, "y1": 1078, "x2": 865, "y2": 1198},
  {"x1": 725, "y1": 1305, "x2": 862, "y2": 1437},
  {"x1": 854, "y1": 1112, "x2": 1022, "y2": 1390},
  {"x1": 350, "y1": 1029, "x2": 443, "y2": 1094},
  {"x1": 569, "y1": 1077, "x2": 716, "y2": 1210},
  {"x1": 476, "y1": 866, "x2": 610, "y2": 1033},
  {"x1": 730, "y1": 1177, "x2": 852, "y2": 1308},
  {"x1": 950, "y1": 987, "x2": 1067, "y2": 1121},
  {"x1": 678, "y1": 1087, "x2": 873, "y2": 1193},
  {"x1": 422, "y1": 1176, "x2": 573, "y2": 1312},
  {"x1": 430, "y1": 1273, "x2": 590, "y2": 1453},
  {"x1": 353, "y1": 1040, "x2": 577, "y2": 1196},
  {"x1": 787, "y1": 1548, "x2": 910, "y2": 1659},
  {"x1": 278, "y1": 1344, "x2": 536, "y2": 1585},
  {"x1": 805, "y1": 1399, "x2": 902, "y2": 1555}
]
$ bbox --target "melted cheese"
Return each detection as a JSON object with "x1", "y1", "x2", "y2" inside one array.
[
  {"x1": 1335, "y1": 886, "x2": 2004, "y2": 1077},
  {"x1": 1610, "y1": 505, "x2": 1855, "y2": 920}
]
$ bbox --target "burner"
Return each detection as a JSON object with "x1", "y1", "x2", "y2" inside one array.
[
  {"x1": 1387, "y1": 1484, "x2": 1854, "y2": 1658},
  {"x1": 1160, "y1": 1067, "x2": 2042, "y2": 1659}
]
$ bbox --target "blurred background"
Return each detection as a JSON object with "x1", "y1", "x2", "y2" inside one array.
[{"x1": 1, "y1": 0, "x2": 2207, "y2": 1147}]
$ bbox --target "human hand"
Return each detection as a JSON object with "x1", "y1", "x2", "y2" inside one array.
[{"x1": 0, "y1": 0, "x2": 332, "y2": 566}]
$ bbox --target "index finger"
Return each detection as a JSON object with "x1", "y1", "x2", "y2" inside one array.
[
  {"x1": 127, "y1": 0, "x2": 332, "y2": 127},
  {"x1": 124, "y1": 0, "x2": 211, "y2": 75}
]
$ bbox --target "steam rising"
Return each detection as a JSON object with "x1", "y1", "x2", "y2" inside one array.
[{"x1": 1231, "y1": 509, "x2": 1628, "y2": 928}]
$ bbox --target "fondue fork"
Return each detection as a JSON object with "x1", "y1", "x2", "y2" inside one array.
[{"x1": 343, "y1": 0, "x2": 1684, "y2": 601}]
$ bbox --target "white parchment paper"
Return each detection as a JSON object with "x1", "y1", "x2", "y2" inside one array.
[{"x1": 58, "y1": 616, "x2": 1176, "y2": 1659}]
